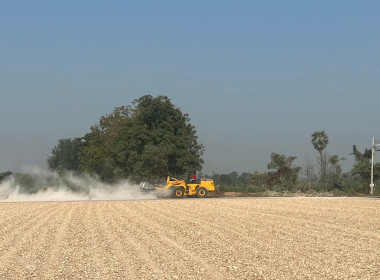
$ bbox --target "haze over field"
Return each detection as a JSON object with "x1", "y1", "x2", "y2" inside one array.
[{"x1": 1, "y1": 1, "x2": 379, "y2": 174}]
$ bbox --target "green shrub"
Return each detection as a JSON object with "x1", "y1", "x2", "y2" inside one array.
[{"x1": 0, "y1": 171, "x2": 12, "y2": 183}]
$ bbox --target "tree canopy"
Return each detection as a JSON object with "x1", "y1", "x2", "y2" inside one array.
[
  {"x1": 311, "y1": 131, "x2": 329, "y2": 153},
  {"x1": 267, "y1": 153, "x2": 301, "y2": 187},
  {"x1": 48, "y1": 95, "x2": 204, "y2": 182}
]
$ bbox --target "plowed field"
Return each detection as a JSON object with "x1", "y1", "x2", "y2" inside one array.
[{"x1": 0, "y1": 198, "x2": 379, "y2": 279}]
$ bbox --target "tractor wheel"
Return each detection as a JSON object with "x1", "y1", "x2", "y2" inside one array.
[
  {"x1": 196, "y1": 187, "x2": 208, "y2": 198},
  {"x1": 173, "y1": 187, "x2": 185, "y2": 198}
]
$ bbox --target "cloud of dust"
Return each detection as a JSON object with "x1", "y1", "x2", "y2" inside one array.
[{"x1": 0, "y1": 171, "x2": 158, "y2": 202}]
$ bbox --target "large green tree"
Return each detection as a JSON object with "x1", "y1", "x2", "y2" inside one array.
[
  {"x1": 50, "y1": 95, "x2": 204, "y2": 182},
  {"x1": 311, "y1": 130, "x2": 329, "y2": 187}
]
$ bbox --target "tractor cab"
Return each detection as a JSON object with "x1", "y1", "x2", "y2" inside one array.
[{"x1": 186, "y1": 170, "x2": 201, "y2": 185}]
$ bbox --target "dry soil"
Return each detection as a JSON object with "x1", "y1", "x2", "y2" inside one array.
[{"x1": 0, "y1": 198, "x2": 379, "y2": 279}]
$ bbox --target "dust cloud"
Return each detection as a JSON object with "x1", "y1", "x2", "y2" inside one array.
[{"x1": 0, "y1": 171, "x2": 157, "y2": 202}]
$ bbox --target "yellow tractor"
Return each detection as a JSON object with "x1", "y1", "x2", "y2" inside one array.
[{"x1": 141, "y1": 171, "x2": 215, "y2": 198}]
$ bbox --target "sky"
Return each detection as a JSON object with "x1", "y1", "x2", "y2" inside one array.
[{"x1": 1, "y1": 0, "x2": 380, "y2": 176}]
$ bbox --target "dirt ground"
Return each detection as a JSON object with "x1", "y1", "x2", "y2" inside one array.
[{"x1": 0, "y1": 198, "x2": 379, "y2": 279}]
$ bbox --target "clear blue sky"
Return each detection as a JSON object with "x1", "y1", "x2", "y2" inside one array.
[{"x1": 1, "y1": 1, "x2": 379, "y2": 175}]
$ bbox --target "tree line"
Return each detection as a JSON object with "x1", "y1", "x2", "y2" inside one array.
[
  {"x1": 1, "y1": 95, "x2": 379, "y2": 195},
  {"x1": 209, "y1": 130, "x2": 380, "y2": 195}
]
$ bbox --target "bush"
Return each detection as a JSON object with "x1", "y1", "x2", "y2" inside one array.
[{"x1": 0, "y1": 171, "x2": 12, "y2": 183}]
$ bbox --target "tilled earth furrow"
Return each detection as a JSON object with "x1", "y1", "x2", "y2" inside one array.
[
  {"x1": 0, "y1": 203, "x2": 51, "y2": 238},
  {"x1": 98, "y1": 202, "x2": 165, "y2": 279},
  {"x1": 0, "y1": 198, "x2": 379, "y2": 279},
  {"x1": 111, "y1": 202, "x2": 224, "y2": 279},
  {"x1": 0, "y1": 203, "x2": 65, "y2": 279}
]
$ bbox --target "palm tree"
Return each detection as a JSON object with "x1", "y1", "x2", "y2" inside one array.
[{"x1": 311, "y1": 130, "x2": 329, "y2": 187}]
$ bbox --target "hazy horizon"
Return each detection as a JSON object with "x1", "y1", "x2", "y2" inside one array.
[{"x1": 1, "y1": 1, "x2": 379, "y2": 176}]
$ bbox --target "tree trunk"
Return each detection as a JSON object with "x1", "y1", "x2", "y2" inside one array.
[{"x1": 319, "y1": 151, "x2": 325, "y2": 190}]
